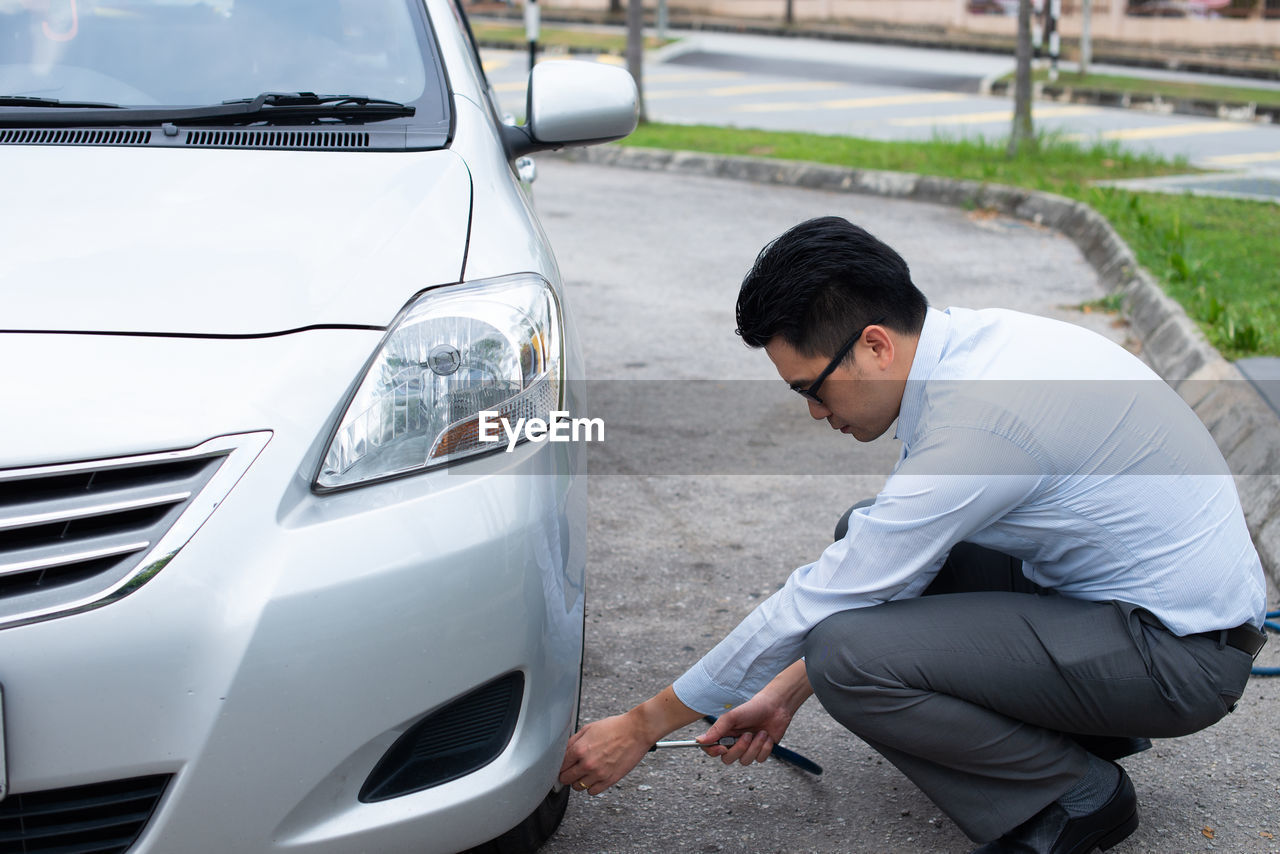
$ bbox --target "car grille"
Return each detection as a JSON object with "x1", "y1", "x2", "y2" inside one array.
[
  {"x1": 0, "y1": 774, "x2": 171, "y2": 854},
  {"x1": 0, "y1": 433, "x2": 269, "y2": 630},
  {"x1": 360, "y1": 672, "x2": 525, "y2": 802}
]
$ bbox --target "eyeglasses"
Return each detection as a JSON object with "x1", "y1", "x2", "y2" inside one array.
[{"x1": 790, "y1": 317, "x2": 886, "y2": 406}]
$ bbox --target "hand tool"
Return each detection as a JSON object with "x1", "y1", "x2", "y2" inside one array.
[
  {"x1": 701, "y1": 714, "x2": 823, "y2": 775},
  {"x1": 651, "y1": 737, "x2": 737, "y2": 750}
]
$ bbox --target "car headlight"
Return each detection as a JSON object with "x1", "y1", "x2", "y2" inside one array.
[{"x1": 315, "y1": 274, "x2": 562, "y2": 491}]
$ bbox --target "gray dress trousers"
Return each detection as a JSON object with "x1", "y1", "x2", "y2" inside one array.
[{"x1": 802, "y1": 541, "x2": 1257, "y2": 843}]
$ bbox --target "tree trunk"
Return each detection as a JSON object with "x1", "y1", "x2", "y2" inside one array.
[
  {"x1": 627, "y1": 0, "x2": 647, "y2": 123},
  {"x1": 1007, "y1": 0, "x2": 1035, "y2": 156},
  {"x1": 610, "y1": 0, "x2": 623, "y2": 15},
  {"x1": 785, "y1": 0, "x2": 795, "y2": 25}
]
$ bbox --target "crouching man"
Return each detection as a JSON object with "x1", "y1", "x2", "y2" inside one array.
[{"x1": 560, "y1": 217, "x2": 1267, "y2": 853}]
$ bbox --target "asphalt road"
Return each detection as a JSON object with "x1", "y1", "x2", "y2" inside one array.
[
  {"x1": 481, "y1": 33, "x2": 1280, "y2": 183},
  {"x1": 529, "y1": 157, "x2": 1280, "y2": 854}
]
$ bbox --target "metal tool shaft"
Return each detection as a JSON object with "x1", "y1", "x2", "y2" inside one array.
[{"x1": 651, "y1": 737, "x2": 735, "y2": 749}]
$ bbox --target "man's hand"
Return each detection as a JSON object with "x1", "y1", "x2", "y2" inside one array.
[
  {"x1": 559, "y1": 685, "x2": 702, "y2": 795},
  {"x1": 698, "y1": 660, "x2": 812, "y2": 766}
]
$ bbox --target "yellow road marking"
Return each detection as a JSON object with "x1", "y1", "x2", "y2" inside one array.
[
  {"x1": 1203, "y1": 150, "x2": 1280, "y2": 166},
  {"x1": 890, "y1": 104, "x2": 1098, "y2": 126},
  {"x1": 596, "y1": 54, "x2": 625, "y2": 66},
  {"x1": 1070, "y1": 122, "x2": 1253, "y2": 142},
  {"x1": 707, "y1": 81, "x2": 844, "y2": 97},
  {"x1": 646, "y1": 80, "x2": 842, "y2": 101},
  {"x1": 494, "y1": 81, "x2": 527, "y2": 93},
  {"x1": 734, "y1": 92, "x2": 967, "y2": 113},
  {"x1": 644, "y1": 71, "x2": 745, "y2": 83},
  {"x1": 482, "y1": 57, "x2": 510, "y2": 73}
]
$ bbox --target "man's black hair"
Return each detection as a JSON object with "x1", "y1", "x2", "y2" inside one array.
[{"x1": 735, "y1": 216, "x2": 928, "y2": 358}]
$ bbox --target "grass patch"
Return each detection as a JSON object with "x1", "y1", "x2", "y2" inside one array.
[
  {"x1": 620, "y1": 122, "x2": 1280, "y2": 359},
  {"x1": 1006, "y1": 69, "x2": 1280, "y2": 108},
  {"x1": 471, "y1": 21, "x2": 673, "y2": 53}
]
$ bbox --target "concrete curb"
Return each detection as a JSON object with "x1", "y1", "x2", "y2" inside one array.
[{"x1": 557, "y1": 144, "x2": 1280, "y2": 584}]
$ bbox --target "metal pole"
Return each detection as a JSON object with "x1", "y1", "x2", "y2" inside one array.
[
  {"x1": 525, "y1": 0, "x2": 540, "y2": 73},
  {"x1": 1080, "y1": 0, "x2": 1093, "y2": 77},
  {"x1": 1047, "y1": 0, "x2": 1060, "y2": 82}
]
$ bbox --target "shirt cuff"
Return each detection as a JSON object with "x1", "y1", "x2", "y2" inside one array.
[{"x1": 672, "y1": 662, "x2": 751, "y2": 716}]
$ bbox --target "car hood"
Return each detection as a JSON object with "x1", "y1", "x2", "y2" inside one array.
[{"x1": 0, "y1": 146, "x2": 472, "y2": 335}]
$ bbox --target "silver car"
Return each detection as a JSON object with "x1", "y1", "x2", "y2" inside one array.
[{"x1": 0, "y1": 2, "x2": 636, "y2": 852}]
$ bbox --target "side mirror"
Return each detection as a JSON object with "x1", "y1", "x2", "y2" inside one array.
[{"x1": 503, "y1": 62, "x2": 639, "y2": 159}]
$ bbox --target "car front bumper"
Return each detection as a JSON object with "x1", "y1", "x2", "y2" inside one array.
[{"x1": 0, "y1": 329, "x2": 587, "y2": 854}]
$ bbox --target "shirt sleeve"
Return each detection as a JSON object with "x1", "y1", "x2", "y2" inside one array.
[{"x1": 672, "y1": 426, "x2": 1044, "y2": 715}]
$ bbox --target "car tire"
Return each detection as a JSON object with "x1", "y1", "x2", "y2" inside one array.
[{"x1": 461, "y1": 784, "x2": 570, "y2": 854}]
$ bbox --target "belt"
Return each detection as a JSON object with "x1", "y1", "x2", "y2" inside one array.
[{"x1": 1195, "y1": 623, "x2": 1269, "y2": 658}]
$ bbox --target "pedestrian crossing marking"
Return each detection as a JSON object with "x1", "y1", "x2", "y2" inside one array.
[
  {"x1": 890, "y1": 105, "x2": 1099, "y2": 127},
  {"x1": 494, "y1": 81, "x2": 527, "y2": 93},
  {"x1": 1202, "y1": 150, "x2": 1280, "y2": 166},
  {"x1": 1072, "y1": 122, "x2": 1252, "y2": 142},
  {"x1": 734, "y1": 92, "x2": 967, "y2": 113}
]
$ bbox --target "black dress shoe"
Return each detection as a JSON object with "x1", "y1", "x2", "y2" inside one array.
[{"x1": 971, "y1": 764, "x2": 1138, "y2": 854}]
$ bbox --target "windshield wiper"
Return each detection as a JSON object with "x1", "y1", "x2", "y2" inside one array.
[
  {"x1": 0, "y1": 91, "x2": 414, "y2": 128},
  {"x1": 220, "y1": 92, "x2": 412, "y2": 111},
  {"x1": 0, "y1": 95, "x2": 123, "y2": 108}
]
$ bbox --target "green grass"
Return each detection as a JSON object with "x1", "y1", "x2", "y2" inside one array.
[
  {"x1": 1008, "y1": 69, "x2": 1280, "y2": 108},
  {"x1": 471, "y1": 21, "x2": 673, "y2": 53},
  {"x1": 620, "y1": 122, "x2": 1280, "y2": 359}
]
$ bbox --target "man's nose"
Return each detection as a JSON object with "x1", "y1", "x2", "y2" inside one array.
[{"x1": 807, "y1": 399, "x2": 830, "y2": 420}]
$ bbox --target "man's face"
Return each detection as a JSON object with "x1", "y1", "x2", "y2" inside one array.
[{"x1": 764, "y1": 332, "x2": 904, "y2": 442}]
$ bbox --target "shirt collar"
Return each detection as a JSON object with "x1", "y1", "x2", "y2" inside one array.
[{"x1": 894, "y1": 306, "x2": 949, "y2": 444}]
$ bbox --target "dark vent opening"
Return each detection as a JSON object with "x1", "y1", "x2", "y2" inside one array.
[
  {"x1": 0, "y1": 128, "x2": 151, "y2": 146},
  {"x1": 185, "y1": 129, "x2": 371, "y2": 150},
  {"x1": 0, "y1": 457, "x2": 213, "y2": 508},
  {"x1": 0, "y1": 774, "x2": 170, "y2": 854},
  {"x1": 361, "y1": 672, "x2": 524, "y2": 803},
  {"x1": 0, "y1": 554, "x2": 132, "y2": 599},
  {"x1": 0, "y1": 505, "x2": 171, "y2": 553}
]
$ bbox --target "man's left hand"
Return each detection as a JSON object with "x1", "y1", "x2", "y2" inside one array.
[{"x1": 558, "y1": 713, "x2": 653, "y2": 796}]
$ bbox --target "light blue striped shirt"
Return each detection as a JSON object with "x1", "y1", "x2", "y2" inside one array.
[{"x1": 673, "y1": 306, "x2": 1268, "y2": 715}]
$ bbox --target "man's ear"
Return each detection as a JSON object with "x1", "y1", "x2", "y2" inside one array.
[{"x1": 863, "y1": 324, "x2": 895, "y2": 371}]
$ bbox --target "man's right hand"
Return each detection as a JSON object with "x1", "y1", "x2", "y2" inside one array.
[{"x1": 697, "y1": 660, "x2": 813, "y2": 766}]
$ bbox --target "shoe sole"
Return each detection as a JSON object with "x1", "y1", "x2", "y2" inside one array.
[{"x1": 1096, "y1": 808, "x2": 1139, "y2": 851}]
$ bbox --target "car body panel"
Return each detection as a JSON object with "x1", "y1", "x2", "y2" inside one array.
[
  {"x1": 0, "y1": 147, "x2": 471, "y2": 335},
  {"x1": 0, "y1": 0, "x2": 620, "y2": 849},
  {"x1": 0, "y1": 329, "x2": 587, "y2": 853}
]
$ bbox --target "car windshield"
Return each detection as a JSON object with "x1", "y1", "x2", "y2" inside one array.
[{"x1": 0, "y1": 0, "x2": 430, "y2": 108}]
